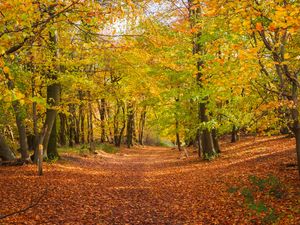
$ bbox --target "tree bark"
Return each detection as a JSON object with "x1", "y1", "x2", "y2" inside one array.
[
  {"x1": 99, "y1": 98, "x2": 106, "y2": 143},
  {"x1": 138, "y1": 110, "x2": 146, "y2": 145},
  {"x1": 40, "y1": 82, "x2": 60, "y2": 158},
  {"x1": 32, "y1": 77, "x2": 39, "y2": 162},
  {"x1": 0, "y1": 134, "x2": 15, "y2": 161},
  {"x1": 293, "y1": 125, "x2": 300, "y2": 177},
  {"x1": 200, "y1": 103, "x2": 216, "y2": 157},
  {"x1": 196, "y1": 130, "x2": 202, "y2": 158},
  {"x1": 37, "y1": 24, "x2": 60, "y2": 160},
  {"x1": 79, "y1": 91, "x2": 85, "y2": 144},
  {"x1": 118, "y1": 106, "x2": 126, "y2": 147},
  {"x1": 106, "y1": 102, "x2": 114, "y2": 143},
  {"x1": 47, "y1": 117, "x2": 59, "y2": 159},
  {"x1": 291, "y1": 82, "x2": 300, "y2": 177},
  {"x1": 88, "y1": 92, "x2": 94, "y2": 152},
  {"x1": 114, "y1": 101, "x2": 126, "y2": 147},
  {"x1": 80, "y1": 110, "x2": 85, "y2": 144},
  {"x1": 59, "y1": 113, "x2": 67, "y2": 146},
  {"x1": 188, "y1": 1, "x2": 219, "y2": 158},
  {"x1": 4, "y1": 73, "x2": 29, "y2": 161},
  {"x1": 12, "y1": 101, "x2": 30, "y2": 161},
  {"x1": 75, "y1": 115, "x2": 80, "y2": 145},
  {"x1": 126, "y1": 102, "x2": 134, "y2": 148},
  {"x1": 175, "y1": 117, "x2": 181, "y2": 151},
  {"x1": 113, "y1": 105, "x2": 120, "y2": 146},
  {"x1": 212, "y1": 128, "x2": 220, "y2": 154},
  {"x1": 69, "y1": 104, "x2": 75, "y2": 147},
  {"x1": 231, "y1": 125, "x2": 238, "y2": 143}
]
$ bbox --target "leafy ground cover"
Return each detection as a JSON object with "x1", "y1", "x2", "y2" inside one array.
[{"x1": 0, "y1": 136, "x2": 299, "y2": 224}]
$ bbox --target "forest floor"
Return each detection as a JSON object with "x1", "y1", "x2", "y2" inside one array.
[{"x1": 0, "y1": 136, "x2": 299, "y2": 225}]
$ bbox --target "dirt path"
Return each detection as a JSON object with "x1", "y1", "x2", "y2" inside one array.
[{"x1": 0, "y1": 137, "x2": 299, "y2": 224}]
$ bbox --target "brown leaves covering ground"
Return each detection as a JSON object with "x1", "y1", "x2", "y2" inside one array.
[{"x1": 0, "y1": 136, "x2": 299, "y2": 224}]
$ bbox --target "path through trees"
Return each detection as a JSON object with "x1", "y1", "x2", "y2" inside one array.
[{"x1": 0, "y1": 136, "x2": 299, "y2": 224}]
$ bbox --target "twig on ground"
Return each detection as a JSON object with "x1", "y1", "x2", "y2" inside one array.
[{"x1": 0, "y1": 187, "x2": 48, "y2": 220}]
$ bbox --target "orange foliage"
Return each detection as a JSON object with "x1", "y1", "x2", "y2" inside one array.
[{"x1": 0, "y1": 137, "x2": 299, "y2": 224}]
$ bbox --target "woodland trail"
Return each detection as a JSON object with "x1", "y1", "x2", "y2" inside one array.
[{"x1": 0, "y1": 136, "x2": 300, "y2": 224}]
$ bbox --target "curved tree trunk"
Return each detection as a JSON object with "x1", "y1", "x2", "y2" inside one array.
[
  {"x1": 41, "y1": 83, "x2": 60, "y2": 157},
  {"x1": 12, "y1": 101, "x2": 30, "y2": 161},
  {"x1": 36, "y1": 27, "x2": 60, "y2": 161},
  {"x1": 4, "y1": 72, "x2": 29, "y2": 161}
]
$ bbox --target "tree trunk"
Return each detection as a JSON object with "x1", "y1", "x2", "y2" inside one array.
[
  {"x1": 231, "y1": 125, "x2": 239, "y2": 143},
  {"x1": 176, "y1": 114, "x2": 188, "y2": 158},
  {"x1": 12, "y1": 101, "x2": 30, "y2": 161},
  {"x1": 41, "y1": 83, "x2": 60, "y2": 157},
  {"x1": 47, "y1": 117, "x2": 59, "y2": 159},
  {"x1": 75, "y1": 115, "x2": 80, "y2": 145},
  {"x1": 133, "y1": 107, "x2": 137, "y2": 143},
  {"x1": 291, "y1": 82, "x2": 300, "y2": 177},
  {"x1": 188, "y1": 1, "x2": 219, "y2": 159},
  {"x1": 0, "y1": 134, "x2": 15, "y2": 161},
  {"x1": 99, "y1": 98, "x2": 106, "y2": 143},
  {"x1": 212, "y1": 128, "x2": 220, "y2": 154},
  {"x1": 80, "y1": 110, "x2": 85, "y2": 144},
  {"x1": 196, "y1": 130, "x2": 202, "y2": 158},
  {"x1": 114, "y1": 102, "x2": 126, "y2": 147},
  {"x1": 69, "y1": 105, "x2": 75, "y2": 147},
  {"x1": 37, "y1": 24, "x2": 60, "y2": 160},
  {"x1": 175, "y1": 97, "x2": 182, "y2": 152},
  {"x1": 294, "y1": 125, "x2": 300, "y2": 177},
  {"x1": 138, "y1": 110, "x2": 146, "y2": 145},
  {"x1": 126, "y1": 103, "x2": 134, "y2": 148},
  {"x1": 106, "y1": 102, "x2": 114, "y2": 143},
  {"x1": 88, "y1": 92, "x2": 94, "y2": 152},
  {"x1": 4, "y1": 74, "x2": 29, "y2": 161},
  {"x1": 32, "y1": 76, "x2": 38, "y2": 162},
  {"x1": 119, "y1": 106, "x2": 126, "y2": 147},
  {"x1": 79, "y1": 91, "x2": 85, "y2": 144},
  {"x1": 200, "y1": 103, "x2": 216, "y2": 158},
  {"x1": 59, "y1": 113, "x2": 67, "y2": 146},
  {"x1": 114, "y1": 105, "x2": 120, "y2": 146},
  {"x1": 75, "y1": 93, "x2": 81, "y2": 144},
  {"x1": 175, "y1": 118, "x2": 181, "y2": 151}
]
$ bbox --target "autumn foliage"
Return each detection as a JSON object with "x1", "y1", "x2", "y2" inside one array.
[
  {"x1": 1, "y1": 136, "x2": 299, "y2": 224},
  {"x1": 0, "y1": 0, "x2": 300, "y2": 224}
]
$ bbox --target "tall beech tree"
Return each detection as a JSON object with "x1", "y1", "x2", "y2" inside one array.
[{"x1": 188, "y1": 0, "x2": 218, "y2": 158}]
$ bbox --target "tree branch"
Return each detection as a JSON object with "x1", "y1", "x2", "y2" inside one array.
[{"x1": 0, "y1": 187, "x2": 48, "y2": 220}]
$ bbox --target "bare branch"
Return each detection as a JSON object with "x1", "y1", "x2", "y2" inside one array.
[{"x1": 0, "y1": 187, "x2": 48, "y2": 220}]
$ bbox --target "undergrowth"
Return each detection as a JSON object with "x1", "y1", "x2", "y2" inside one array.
[{"x1": 228, "y1": 174, "x2": 287, "y2": 224}]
